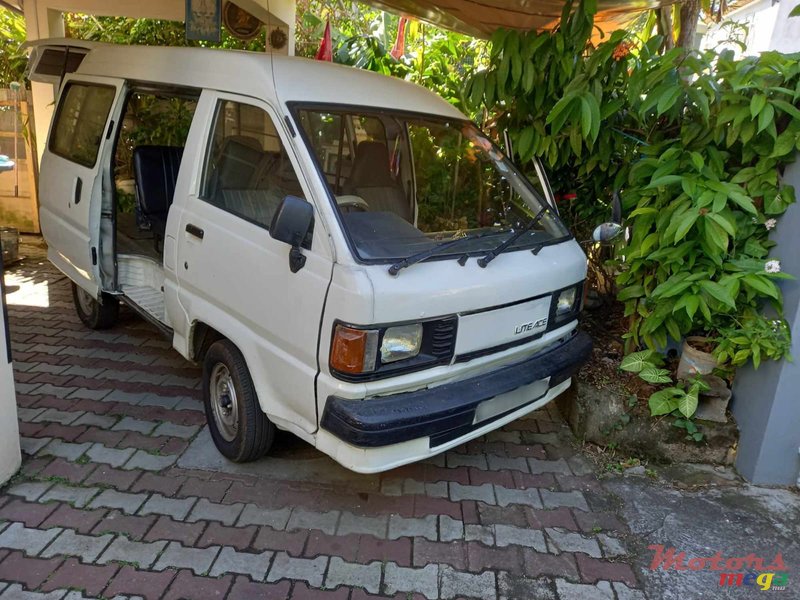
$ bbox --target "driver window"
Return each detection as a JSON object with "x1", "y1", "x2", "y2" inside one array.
[{"x1": 200, "y1": 100, "x2": 305, "y2": 229}]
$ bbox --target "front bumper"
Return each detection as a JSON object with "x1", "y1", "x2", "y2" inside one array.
[{"x1": 320, "y1": 331, "x2": 592, "y2": 449}]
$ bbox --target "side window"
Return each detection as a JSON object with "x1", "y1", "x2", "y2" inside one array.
[
  {"x1": 50, "y1": 82, "x2": 116, "y2": 167},
  {"x1": 200, "y1": 100, "x2": 305, "y2": 229}
]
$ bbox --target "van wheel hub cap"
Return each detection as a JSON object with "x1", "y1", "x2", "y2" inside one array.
[{"x1": 210, "y1": 363, "x2": 238, "y2": 442}]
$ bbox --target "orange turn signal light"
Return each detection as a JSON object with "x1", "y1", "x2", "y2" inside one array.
[{"x1": 330, "y1": 325, "x2": 378, "y2": 374}]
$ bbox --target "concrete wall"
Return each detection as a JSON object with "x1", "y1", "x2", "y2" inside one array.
[
  {"x1": 701, "y1": 0, "x2": 800, "y2": 57},
  {"x1": 0, "y1": 254, "x2": 21, "y2": 485},
  {"x1": 731, "y1": 159, "x2": 800, "y2": 485}
]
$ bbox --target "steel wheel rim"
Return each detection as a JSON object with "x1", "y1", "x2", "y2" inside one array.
[
  {"x1": 75, "y1": 287, "x2": 95, "y2": 315},
  {"x1": 210, "y1": 363, "x2": 239, "y2": 442}
]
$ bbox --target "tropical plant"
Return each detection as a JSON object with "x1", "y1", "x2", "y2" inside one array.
[{"x1": 0, "y1": 8, "x2": 27, "y2": 87}]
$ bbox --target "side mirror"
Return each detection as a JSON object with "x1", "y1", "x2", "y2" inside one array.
[
  {"x1": 270, "y1": 195, "x2": 314, "y2": 273},
  {"x1": 592, "y1": 222, "x2": 624, "y2": 243}
]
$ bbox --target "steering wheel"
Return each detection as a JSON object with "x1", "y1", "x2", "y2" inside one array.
[{"x1": 336, "y1": 195, "x2": 370, "y2": 213}]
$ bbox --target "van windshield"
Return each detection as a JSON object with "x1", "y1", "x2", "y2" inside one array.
[{"x1": 296, "y1": 107, "x2": 570, "y2": 262}]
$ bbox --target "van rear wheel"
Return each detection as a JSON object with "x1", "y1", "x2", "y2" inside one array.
[
  {"x1": 203, "y1": 339, "x2": 275, "y2": 462},
  {"x1": 72, "y1": 282, "x2": 119, "y2": 330}
]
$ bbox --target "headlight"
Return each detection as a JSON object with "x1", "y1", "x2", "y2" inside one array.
[
  {"x1": 381, "y1": 324, "x2": 423, "y2": 363},
  {"x1": 552, "y1": 283, "x2": 583, "y2": 324},
  {"x1": 329, "y1": 318, "x2": 456, "y2": 380},
  {"x1": 556, "y1": 287, "x2": 578, "y2": 316}
]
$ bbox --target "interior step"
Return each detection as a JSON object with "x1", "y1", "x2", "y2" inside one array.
[{"x1": 122, "y1": 284, "x2": 166, "y2": 323}]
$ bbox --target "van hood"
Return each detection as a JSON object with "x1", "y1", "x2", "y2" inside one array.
[{"x1": 364, "y1": 239, "x2": 587, "y2": 357}]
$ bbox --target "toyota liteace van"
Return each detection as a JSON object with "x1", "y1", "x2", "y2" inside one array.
[{"x1": 28, "y1": 40, "x2": 591, "y2": 472}]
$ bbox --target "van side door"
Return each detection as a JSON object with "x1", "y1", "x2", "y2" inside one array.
[
  {"x1": 39, "y1": 75, "x2": 126, "y2": 297},
  {"x1": 173, "y1": 92, "x2": 333, "y2": 435}
]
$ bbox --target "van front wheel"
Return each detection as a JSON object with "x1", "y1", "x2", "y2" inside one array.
[
  {"x1": 203, "y1": 340, "x2": 275, "y2": 462},
  {"x1": 72, "y1": 283, "x2": 119, "y2": 330}
]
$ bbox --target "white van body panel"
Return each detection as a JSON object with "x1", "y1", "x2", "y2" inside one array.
[
  {"x1": 39, "y1": 74, "x2": 126, "y2": 298},
  {"x1": 33, "y1": 41, "x2": 592, "y2": 472}
]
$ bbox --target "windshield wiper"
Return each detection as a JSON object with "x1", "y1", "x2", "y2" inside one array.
[
  {"x1": 477, "y1": 207, "x2": 548, "y2": 268},
  {"x1": 388, "y1": 230, "x2": 508, "y2": 276}
]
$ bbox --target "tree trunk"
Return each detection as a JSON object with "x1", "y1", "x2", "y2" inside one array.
[
  {"x1": 677, "y1": 0, "x2": 701, "y2": 49},
  {"x1": 656, "y1": 7, "x2": 675, "y2": 51}
]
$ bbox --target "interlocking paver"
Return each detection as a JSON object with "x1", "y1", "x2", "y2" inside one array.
[
  {"x1": 72, "y1": 412, "x2": 117, "y2": 429},
  {"x1": 122, "y1": 451, "x2": 177, "y2": 471},
  {"x1": 40, "y1": 529, "x2": 114, "y2": 562},
  {"x1": 546, "y1": 528, "x2": 603, "y2": 558},
  {"x1": 387, "y1": 514, "x2": 437, "y2": 541},
  {"x1": 86, "y1": 443, "x2": 136, "y2": 468},
  {"x1": 0, "y1": 523, "x2": 62, "y2": 555},
  {"x1": 6, "y1": 481, "x2": 52, "y2": 502},
  {"x1": 0, "y1": 584, "x2": 68, "y2": 600},
  {"x1": 112, "y1": 417, "x2": 158, "y2": 435},
  {"x1": 324, "y1": 557, "x2": 382, "y2": 594},
  {"x1": 39, "y1": 440, "x2": 91, "y2": 461},
  {"x1": 89, "y1": 490, "x2": 148, "y2": 515},
  {"x1": 151, "y1": 422, "x2": 199, "y2": 439},
  {"x1": 39, "y1": 484, "x2": 98, "y2": 508},
  {"x1": 153, "y1": 541, "x2": 221, "y2": 575},
  {"x1": 495, "y1": 524, "x2": 548, "y2": 551},
  {"x1": 449, "y1": 483, "x2": 495, "y2": 504},
  {"x1": 555, "y1": 579, "x2": 614, "y2": 599},
  {"x1": 19, "y1": 437, "x2": 51, "y2": 456},
  {"x1": 286, "y1": 508, "x2": 339, "y2": 535},
  {"x1": 209, "y1": 547, "x2": 273, "y2": 580},
  {"x1": 495, "y1": 486, "x2": 543, "y2": 508},
  {"x1": 464, "y1": 524, "x2": 494, "y2": 545},
  {"x1": 236, "y1": 504, "x2": 291, "y2": 529},
  {"x1": 266, "y1": 552, "x2": 328, "y2": 587},
  {"x1": 139, "y1": 494, "x2": 196, "y2": 521},
  {"x1": 383, "y1": 562, "x2": 439, "y2": 599},
  {"x1": 97, "y1": 536, "x2": 168, "y2": 568},
  {"x1": 186, "y1": 499, "x2": 244, "y2": 527},
  {"x1": 440, "y1": 565, "x2": 496, "y2": 600},
  {"x1": 336, "y1": 512, "x2": 387, "y2": 538},
  {"x1": 540, "y1": 490, "x2": 590, "y2": 512},
  {"x1": 439, "y1": 515, "x2": 464, "y2": 542}
]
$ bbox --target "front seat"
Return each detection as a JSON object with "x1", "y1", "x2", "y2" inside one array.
[{"x1": 344, "y1": 141, "x2": 411, "y2": 222}]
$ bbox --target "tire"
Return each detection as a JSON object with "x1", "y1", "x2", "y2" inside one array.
[
  {"x1": 72, "y1": 282, "x2": 119, "y2": 330},
  {"x1": 203, "y1": 339, "x2": 275, "y2": 462}
]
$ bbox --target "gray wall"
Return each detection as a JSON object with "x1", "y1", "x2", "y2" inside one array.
[{"x1": 731, "y1": 159, "x2": 800, "y2": 485}]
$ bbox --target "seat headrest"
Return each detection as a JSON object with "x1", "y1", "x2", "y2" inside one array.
[{"x1": 349, "y1": 141, "x2": 396, "y2": 188}]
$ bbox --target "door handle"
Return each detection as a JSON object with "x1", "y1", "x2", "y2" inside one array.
[
  {"x1": 73, "y1": 177, "x2": 82, "y2": 205},
  {"x1": 186, "y1": 223, "x2": 204, "y2": 240}
]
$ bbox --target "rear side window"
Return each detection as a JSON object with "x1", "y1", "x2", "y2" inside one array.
[{"x1": 50, "y1": 82, "x2": 116, "y2": 167}]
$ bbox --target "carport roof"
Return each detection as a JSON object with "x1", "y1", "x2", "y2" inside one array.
[{"x1": 364, "y1": 0, "x2": 672, "y2": 37}]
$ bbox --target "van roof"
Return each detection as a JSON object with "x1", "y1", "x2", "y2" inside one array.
[{"x1": 43, "y1": 40, "x2": 465, "y2": 120}]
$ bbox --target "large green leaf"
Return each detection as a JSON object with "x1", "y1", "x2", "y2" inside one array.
[
  {"x1": 621, "y1": 350, "x2": 655, "y2": 373},
  {"x1": 678, "y1": 387, "x2": 699, "y2": 418},
  {"x1": 649, "y1": 388, "x2": 681, "y2": 416},
  {"x1": 750, "y1": 94, "x2": 766, "y2": 119},
  {"x1": 639, "y1": 366, "x2": 672, "y2": 384},
  {"x1": 699, "y1": 280, "x2": 736, "y2": 309}
]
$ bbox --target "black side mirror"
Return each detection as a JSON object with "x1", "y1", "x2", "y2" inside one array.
[{"x1": 270, "y1": 196, "x2": 314, "y2": 273}]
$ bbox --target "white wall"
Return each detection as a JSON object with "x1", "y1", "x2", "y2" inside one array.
[
  {"x1": 701, "y1": 0, "x2": 800, "y2": 57},
  {"x1": 0, "y1": 265, "x2": 21, "y2": 486}
]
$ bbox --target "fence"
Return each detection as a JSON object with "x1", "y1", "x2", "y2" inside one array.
[{"x1": 0, "y1": 88, "x2": 39, "y2": 234}]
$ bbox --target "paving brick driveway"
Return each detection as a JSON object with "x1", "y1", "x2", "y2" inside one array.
[{"x1": 0, "y1": 238, "x2": 644, "y2": 600}]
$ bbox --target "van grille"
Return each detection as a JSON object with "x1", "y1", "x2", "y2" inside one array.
[{"x1": 429, "y1": 317, "x2": 457, "y2": 359}]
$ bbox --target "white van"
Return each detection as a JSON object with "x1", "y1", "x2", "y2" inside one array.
[{"x1": 28, "y1": 41, "x2": 591, "y2": 473}]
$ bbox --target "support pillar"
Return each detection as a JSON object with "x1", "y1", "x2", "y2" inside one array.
[
  {"x1": 731, "y1": 158, "x2": 800, "y2": 485},
  {"x1": 0, "y1": 253, "x2": 21, "y2": 485}
]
